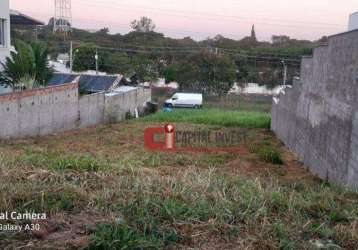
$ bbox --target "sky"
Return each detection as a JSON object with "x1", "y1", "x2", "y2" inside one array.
[{"x1": 10, "y1": 0, "x2": 358, "y2": 41}]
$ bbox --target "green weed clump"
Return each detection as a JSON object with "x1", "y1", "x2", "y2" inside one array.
[
  {"x1": 142, "y1": 108, "x2": 271, "y2": 129},
  {"x1": 53, "y1": 155, "x2": 104, "y2": 171},
  {"x1": 88, "y1": 223, "x2": 179, "y2": 250},
  {"x1": 0, "y1": 182, "x2": 87, "y2": 214},
  {"x1": 19, "y1": 150, "x2": 108, "y2": 172},
  {"x1": 251, "y1": 145, "x2": 283, "y2": 165}
]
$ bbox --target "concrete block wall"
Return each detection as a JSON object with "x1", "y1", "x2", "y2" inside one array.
[
  {"x1": 104, "y1": 88, "x2": 151, "y2": 123},
  {"x1": 0, "y1": 83, "x2": 78, "y2": 139},
  {"x1": 0, "y1": 85, "x2": 151, "y2": 139},
  {"x1": 78, "y1": 92, "x2": 105, "y2": 128},
  {"x1": 271, "y1": 29, "x2": 358, "y2": 188}
]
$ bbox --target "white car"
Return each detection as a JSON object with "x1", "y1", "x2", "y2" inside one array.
[{"x1": 165, "y1": 93, "x2": 203, "y2": 108}]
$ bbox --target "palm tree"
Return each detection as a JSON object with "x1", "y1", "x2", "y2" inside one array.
[
  {"x1": 30, "y1": 41, "x2": 54, "y2": 85},
  {"x1": 1, "y1": 40, "x2": 53, "y2": 91}
]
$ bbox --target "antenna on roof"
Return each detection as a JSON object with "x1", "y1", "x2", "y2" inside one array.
[{"x1": 53, "y1": 0, "x2": 72, "y2": 35}]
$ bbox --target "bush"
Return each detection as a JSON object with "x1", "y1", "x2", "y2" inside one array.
[{"x1": 2, "y1": 40, "x2": 53, "y2": 89}]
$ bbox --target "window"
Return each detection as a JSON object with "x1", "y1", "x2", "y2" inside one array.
[{"x1": 0, "y1": 19, "x2": 6, "y2": 47}]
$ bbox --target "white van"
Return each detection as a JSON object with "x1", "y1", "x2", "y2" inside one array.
[{"x1": 165, "y1": 93, "x2": 203, "y2": 108}]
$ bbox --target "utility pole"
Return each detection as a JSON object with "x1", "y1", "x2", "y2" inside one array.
[
  {"x1": 281, "y1": 60, "x2": 287, "y2": 86},
  {"x1": 35, "y1": 26, "x2": 38, "y2": 40},
  {"x1": 95, "y1": 49, "x2": 99, "y2": 75},
  {"x1": 69, "y1": 41, "x2": 73, "y2": 73}
]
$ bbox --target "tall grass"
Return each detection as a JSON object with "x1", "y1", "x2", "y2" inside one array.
[{"x1": 143, "y1": 108, "x2": 271, "y2": 129}]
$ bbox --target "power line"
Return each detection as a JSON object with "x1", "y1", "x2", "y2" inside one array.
[
  {"x1": 51, "y1": 45, "x2": 302, "y2": 63},
  {"x1": 44, "y1": 40, "x2": 306, "y2": 59},
  {"x1": 48, "y1": 45, "x2": 303, "y2": 69}
]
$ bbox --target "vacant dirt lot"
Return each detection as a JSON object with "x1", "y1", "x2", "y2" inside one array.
[{"x1": 0, "y1": 115, "x2": 357, "y2": 249}]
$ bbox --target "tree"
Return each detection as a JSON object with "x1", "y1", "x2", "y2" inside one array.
[
  {"x1": 31, "y1": 41, "x2": 54, "y2": 85},
  {"x1": 97, "y1": 27, "x2": 110, "y2": 35},
  {"x1": 272, "y1": 35, "x2": 290, "y2": 45},
  {"x1": 166, "y1": 51, "x2": 236, "y2": 95},
  {"x1": 1, "y1": 40, "x2": 53, "y2": 90},
  {"x1": 13, "y1": 19, "x2": 314, "y2": 89},
  {"x1": 72, "y1": 45, "x2": 98, "y2": 72},
  {"x1": 130, "y1": 17, "x2": 156, "y2": 33},
  {"x1": 317, "y1": 36, "x2": 328, "y2": 45},
  {"x1": 163, "y1": 65, "x2": 178, "y2": 83},
  {"x1": 72, "y1": 45, "x2": 119, "y2": 73},
  {"x1": 72, "y1": 45, "x2": 157, "y2": 81},
  {"x1": 127, "y1": 56, "x2": 158, "y2": 82}
]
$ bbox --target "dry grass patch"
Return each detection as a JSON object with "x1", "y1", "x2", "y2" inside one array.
[{"x1": 0, "y1": 122, "x2": 357, "y2": 249}]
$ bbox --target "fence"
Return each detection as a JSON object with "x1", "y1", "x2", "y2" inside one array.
[
  {"x1": 271, "y1": 29, "x2": 358, "y2": 188},
  {"x1": 0, "y1": 83, "x2": 151, "y2": 139}
]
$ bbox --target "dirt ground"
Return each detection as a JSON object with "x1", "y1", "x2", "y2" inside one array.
[{"x1": 0, "y1": 121, "x2": 356, "y2": 249}]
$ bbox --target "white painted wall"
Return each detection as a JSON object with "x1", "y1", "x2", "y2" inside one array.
[
  {"x1": 348, "y1": 12, "x2": 358, "y2": 31},
  {"x1": 0, "y1": 0, "x2": 10, "y2": 70}
]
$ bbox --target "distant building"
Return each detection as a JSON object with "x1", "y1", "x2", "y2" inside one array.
[
  {"x1": 0, "y1": 0, "x2": 11, "y2": 70},
  {"x1": 348, "y1": 12, "x2": 358, "y2": 31},
  {"x1": 272, "y1": 35, "x2": 290, "y2": 45},
  {"x1": 10, "y1": 9, "x2": 44, "y2": 42},
  {"x1": 57, "y1": 53, "x2": 70, "y2": 64},
  {"x1": 0, "y1": 0, "x2": 44, "y2": 71},
  {"x1": 10, "y1": 10, "x2": 44, "y2": 26}
]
